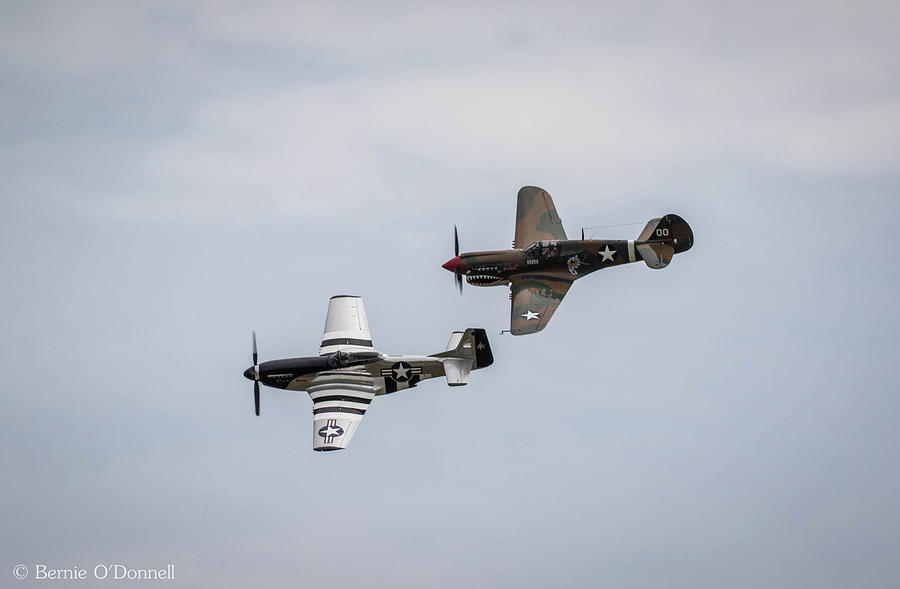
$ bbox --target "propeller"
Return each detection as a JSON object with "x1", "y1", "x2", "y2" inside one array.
[
  {"x1": 246, "y1": 331, "x2": 260, "y2": 416},
  {"x1": 453, "y1": 225, "x2": 463, "y2": 294},
  {"x1": 441, "y1": 225, "x2": 464, "y2": 293}
]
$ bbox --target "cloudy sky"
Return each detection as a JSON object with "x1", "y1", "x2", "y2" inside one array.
[{"x1": 2, "y1": 1, "x2": 899, "y2": 587}]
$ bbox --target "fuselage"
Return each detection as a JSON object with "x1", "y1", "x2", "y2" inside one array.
[
  {"x1": 448, "y1": 239, "x2": 649, "y2": 286},
  {"x1": 244, "y1": 351, "x2": 445, "y2": 395}
]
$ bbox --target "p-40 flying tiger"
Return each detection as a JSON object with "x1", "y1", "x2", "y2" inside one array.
[
  {"x1": 242, "y1": 295, "x2": 493, "y2": 451},
  {"x1": 442, "y1": 186, "x2": 694, "y2": 335}
]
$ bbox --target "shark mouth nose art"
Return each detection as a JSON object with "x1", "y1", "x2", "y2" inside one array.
[{"x1": 466, "y1": 272, "x2": 505, "y2": 286}]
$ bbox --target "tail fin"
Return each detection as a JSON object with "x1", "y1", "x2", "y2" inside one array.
[
  {"x1": 431, "y1": 328, "x2": 494, "y2": 386},
  {"x1": 636, "y1": 214, "x2": 693, "y2": 269}
]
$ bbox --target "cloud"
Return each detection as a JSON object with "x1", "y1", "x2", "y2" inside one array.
[
  {"x1": 3, "y1": 1, "x2": 898, "y2": 225},
  {"x1": 2, "y1": 4, "x2": 900, "y2": 588},
  {"x1": 124, "y1": 45, "x2": 898, "y2": 222}
]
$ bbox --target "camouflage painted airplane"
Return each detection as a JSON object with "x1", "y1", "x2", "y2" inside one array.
[
  {"x1": 242, "y1": 295, "x2": 493, "y2": 451},
  {"x1": 442, "y1": 186, "x2": 694, "y2": 335}
]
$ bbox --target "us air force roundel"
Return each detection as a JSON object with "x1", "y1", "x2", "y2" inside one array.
[
  {"x1": 381, "y1": 362, "x2": 424, "y2": 394},
  {"x1": 380, "y1": 362, "x2": 423, "y2": 383},
  {"x1": 318, "y1": 419, "x2": 344, "y2": 443}
]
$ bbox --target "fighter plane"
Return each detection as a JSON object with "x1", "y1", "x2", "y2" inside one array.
[
  {"x1": 242, "y1": 295, "x2": 493, "y2": 451},
  {"x1": 441, "y1": 186, "x2": 694, "y2": 335}
]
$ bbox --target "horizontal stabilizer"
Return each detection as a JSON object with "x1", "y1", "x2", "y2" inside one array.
[
  {"x1": 636, "y1": 242, "x2": 674, "y2": 269},
  {"x1": 443, "y1": 358, "x2": 472, "y2": 387},
  {"x1": 445, "y1": 331, "x2": 464, "y2": 352},
  {"x1": 636, "y1": 214, "x2": 693, "y2": 269},
  {"x1": 431, "y1": 328, "x2": 493, "y2": 385}
]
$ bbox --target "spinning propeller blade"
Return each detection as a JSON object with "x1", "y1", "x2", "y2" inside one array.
[
  {"x1": 251, "y1": 331, "x2": 260, "y2": 416},
  {"x1": 454, "y1": 225, "x2": 463, "y2": 294},
  {"x1": 441, "y1": 226, "x2": 464, "y2": 294},
  {"x1": 254, "y1": 381, "x2": 260, "y2": 417}
]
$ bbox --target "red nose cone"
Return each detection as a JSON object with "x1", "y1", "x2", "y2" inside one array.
[{"x1": 442, "y1": 256, "x2": 461, "y2": 273}]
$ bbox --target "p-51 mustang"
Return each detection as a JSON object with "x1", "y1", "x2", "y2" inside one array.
[
  {"x1": 242, "y1": 295, "x2": 493, "y2": 451},
  {"x1": 442, "y1": 186, "x2": 694, "y2": 335}
]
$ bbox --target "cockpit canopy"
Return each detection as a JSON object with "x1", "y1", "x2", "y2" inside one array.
[
  {"x1": 523, "y1": 240, "x2": 584, "y2": 261},
  {"x1": 326, "y1": 350, "x2": 382, "y2": 368},
  {"x1": 524, "y1": 240, "x2": 555, "y2": 258}
]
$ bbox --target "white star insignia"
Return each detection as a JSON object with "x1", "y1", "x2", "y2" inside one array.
[
  {"x1": 521, "y1": 311, "x2": 540, "y2": 320},
  {"x1": 599, "y1": 245, "x2": 616, "y2": 262},
  {"x1": 393, "y1": 364, "x2": 410, "y2": 379},
  {"x1": 324, "y1": 426, "x2": 341, "y2": 436}
]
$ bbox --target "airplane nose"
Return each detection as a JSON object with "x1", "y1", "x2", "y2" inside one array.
[
  {"x1": 243, "y1": 367, "x2": 256, "y2": 380},
  {"x1": 442, "y1": 256, "x2": 461, "y2": 273}
]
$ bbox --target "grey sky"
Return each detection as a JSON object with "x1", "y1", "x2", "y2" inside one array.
[{"x1": 1, "y1": 1, "x2": 899, "y2": 587}]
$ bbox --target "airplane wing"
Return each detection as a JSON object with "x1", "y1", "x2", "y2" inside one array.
[
  {"x1": 320, "y1": 295, "x2": 374, "y2": 355},
  {"x1": 307, "y1": 370, "x2": 377, "y2": 451},
  {"x1": 509, "y1": 274, "x2": 573, "y2": 335},
  {"x1": 514, "y1": 186, "x2": 567, "y2": 248}
]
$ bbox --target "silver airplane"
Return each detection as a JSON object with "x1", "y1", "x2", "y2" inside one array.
[{"x1": 242, "y1": 295, "x2": 493, "y2": 451}]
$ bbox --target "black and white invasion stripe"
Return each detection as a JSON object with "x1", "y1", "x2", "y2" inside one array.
[{"x1": 307, "y1": 374, "x2": 376, "y2": 417}]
